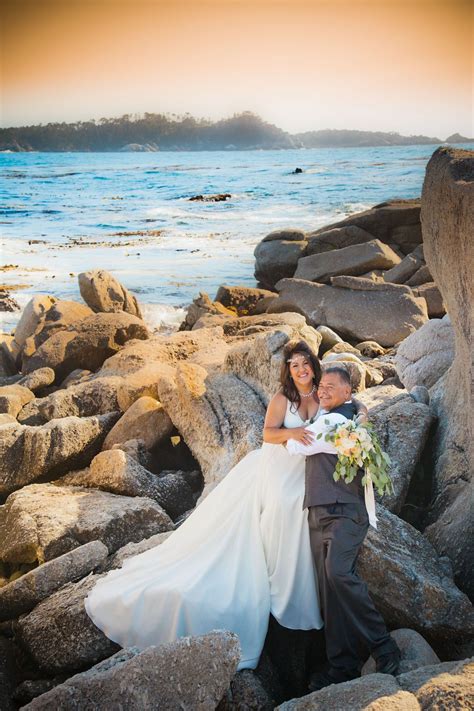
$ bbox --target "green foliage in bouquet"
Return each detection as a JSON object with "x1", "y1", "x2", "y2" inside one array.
[{"x1": 316, "y1": 419, "x2": 393, "y2": 496}]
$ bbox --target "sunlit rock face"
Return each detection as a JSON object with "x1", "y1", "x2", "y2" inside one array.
[{"x1": 420, "y1": 147, "x2": 474, "y2": 599}]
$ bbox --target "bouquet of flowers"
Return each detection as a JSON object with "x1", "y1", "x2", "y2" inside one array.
[{"x1": 317, "y1": 419, "x2": 393, "y2": 496}]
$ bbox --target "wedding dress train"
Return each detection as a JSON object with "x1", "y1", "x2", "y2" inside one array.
[{"x1": 85, "y1": 401, "x2": 323, "y2": 670}]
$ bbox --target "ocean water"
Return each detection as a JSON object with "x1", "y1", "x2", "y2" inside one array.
[{"x1": 1, "y1": 144, "x2": 469, "y2": 332}]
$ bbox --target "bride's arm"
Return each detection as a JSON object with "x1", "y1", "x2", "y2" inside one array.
[
  {"x1": 263, "y1": 393, "x2": 314, "y2": 445},
  {"x1": 286, "y1": 413, "x2": 346, "y2": 455}
]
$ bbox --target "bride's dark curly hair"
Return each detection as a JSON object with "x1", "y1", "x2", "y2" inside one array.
[{"x1": 280, "y1": 339, "x2": 321, "y2": 411}]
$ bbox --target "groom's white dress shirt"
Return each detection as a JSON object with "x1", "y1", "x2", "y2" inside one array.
[{"x1": 286, "y1": 404, "x2": 378, "y2": 528}]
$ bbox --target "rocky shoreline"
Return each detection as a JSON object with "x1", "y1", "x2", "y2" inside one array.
[{"x1": 0, "y1": 146, "x2": 472, "y2": 709}]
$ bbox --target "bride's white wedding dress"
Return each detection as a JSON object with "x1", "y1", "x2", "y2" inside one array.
[{"x1": 85, "y1": 400, "x2": 323, "y2": 670}]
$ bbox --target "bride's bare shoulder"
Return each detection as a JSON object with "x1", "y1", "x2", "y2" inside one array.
[
  {"x1": 267, "y1": 391, "x2": 288, "y2": 411},
  {"x1": 264, "y1": 390, "x2": 289, "y2": 428}
]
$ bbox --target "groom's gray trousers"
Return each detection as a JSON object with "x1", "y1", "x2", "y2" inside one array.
[{"x1": 308, "y1": 502, "x2": 392, "y2": 673}]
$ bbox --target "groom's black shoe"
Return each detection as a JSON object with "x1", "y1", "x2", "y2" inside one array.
[
  {"x1": 308, "y1": 668, "x2": 359, "y2": 692},
  {"x1": 375, "y1": 644, "x2": 401, "y2": 675}
]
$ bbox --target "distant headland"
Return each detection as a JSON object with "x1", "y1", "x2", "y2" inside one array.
[{"x1": 1, "y1": 111, "x2": 472, "y2": 152}]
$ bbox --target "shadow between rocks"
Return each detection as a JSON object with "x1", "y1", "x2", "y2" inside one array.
[
  {"x1": 258, "y1": 615, "x2": 327, "y2": 703},
  {"x1": 398, "y1": 417, "x2": 438, "y2": 531}
]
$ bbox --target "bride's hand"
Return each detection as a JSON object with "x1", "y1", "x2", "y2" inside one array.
[{"x1": 288, "y1": 427, "x2": 315, "y2": 446}]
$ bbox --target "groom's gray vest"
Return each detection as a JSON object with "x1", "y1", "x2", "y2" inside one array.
[{"x1": 303, "y1": 402, "x2": 364, "y2": 510}]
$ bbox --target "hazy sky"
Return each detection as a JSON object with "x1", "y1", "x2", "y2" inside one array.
[{"x1": 1, "y1": 0, "x2": 472, "y2": 137}]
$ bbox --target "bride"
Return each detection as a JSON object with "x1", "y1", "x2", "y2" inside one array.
[{"x1": 85, "y1": 339, "x2": 367, "y2": 670}]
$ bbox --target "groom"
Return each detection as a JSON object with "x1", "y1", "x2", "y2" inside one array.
[{"x1": 288, "y1": 366, "x2": 400, "y2": 690}]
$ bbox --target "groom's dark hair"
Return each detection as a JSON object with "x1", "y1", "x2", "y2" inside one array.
[{"x1": 322, "y1": 365, "x2": 352, "y2": 387}]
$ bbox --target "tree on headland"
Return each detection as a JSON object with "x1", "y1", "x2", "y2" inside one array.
[
  {"x1": 0, "y1": 112, "x2": 470, "y2": 152},
  {"x1": 0, "y1": 112, "x2": 297, "y2": 152}
]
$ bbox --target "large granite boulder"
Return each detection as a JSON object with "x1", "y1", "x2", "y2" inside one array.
[
  {"x1": 316, "y1": 325, "x2": 344, "y2": 354},
  {"x1": 307, "y1": 199, "x2": 422, "y2": 255},
  {"x1": 383, "y1": 252, "x2": 424, "y2": 284},
  {"x1": 22, "y1": 632, "x2": 241, "y2": 707},
  {"x1": 323, "y1": 341, "x2": 361, "y2": 357},
  {"x1": 15, "y1": 574, "x2": 119, "y2": 673},
  {"x1": 156, "y1": 362, "x2": 266, "y2": 489},
  {"x1": 0, "y1": 414, "x2": 16, "y2": 425},
  {"x1": 218, "y1": 669, "x2": 274, "y2": 710},
  {"x1": 0, "y1": 483, "x2": 173, "y2": 565},
  {"x1": 57, "y1": 450, "x2": 195, "y2": 519},
  {"x1": 277, "y1": 674, "x2": 416, "y2": 710},
  {"x1": 216, "y1": 312, "x2": 315, "y2": 340},
  {"x1": 102, "y1": 395, "x2": 174, "y2": 451},
  {"x1": 258, "y1": 229, "x2": 308, "y2": 243},
  {"x1": 215, "y1": 285, "x2": 276, "y2": 316},
  {"x1": 358, "y1": 506, "x2": 474, "y2": 658},
  {"x1": 413, "y1": 282, "x2": 446, "y2": 318},
  {"x1": 305, "y1": 225, "x2": 377, "y2": 256},
  {"x1": 358, "y1": 385, "x2": 434, "y2": 513},
  {"x1": 254, "y1": 230, "x2": 308, "y2": 289},
  {"x1": 397, "y1": 657, "x2": 474, "y2": 708},
  {"x1": 0, "y1": 541, "x2": 108, "y2": 621},
  {"x1": 21, "y1": 300, "x2": 94, "y2": 364},
  {"x1": 420, "y1": 147, "x2": 474, "y2": 598},
  {"x1": 406, "y1": 264, "x2": 433, "y2": 287},
  {"x1": 23, "y1": 312, "x2": 150, "y2": 381},
  {"x1": 179, "y1": 291, "x2": 234, "y2": 330},
  {"x1": 0, "y1": 413, "x2": 118, "y2": 496},
  {"x1": 395, "y1": 315, "x2": 454, "y2": 390},
  {"x1": 322, "y1": 348, "x2": 384, "y2": 388},
  {"x1": 270, "y1": 277, "x2": 428, "y2": 347},
  {"x1": 192, "y1": 312, "x2": 243, "y2": 330},
  {"x1": 16, "y1": 367, "x2": 55, "y2": 393},
  {"x1": 0, "y1": 384, "x2": 34, "y2": 418},
  {"x1": 0, "y1": 337, "x2": 18, "y2": 377},
  {"x1": 294, "y1": 239, "x2": 400, "y2": 283},
  {"x1": 102, "y1": 531, "x2": 172, "y2": 572},
  {"x1": 12, "y1": 295, "x2": 56, "y2": 350},
  {"x1": 355, "y1": 340, "x2": 386, "y2": 358},
  {"x1": 322, "y1": 358, "x2": 367, "y2": 392},
  {"x1": 78, "y1": 269, "x2": 143, "y2": 318}
]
